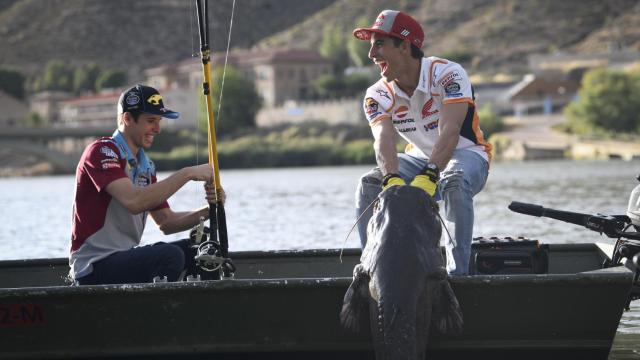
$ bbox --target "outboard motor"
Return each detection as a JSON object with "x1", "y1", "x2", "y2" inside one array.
[
  {"x1": 626, "y1": 174, "x2": 640, "y2": 232},
  {"x1": 509, "y1": 173, "x2": 640, "y2": 307},
  {"x1": 616, "y1": 174, "x2": 640, "y2": 302}
]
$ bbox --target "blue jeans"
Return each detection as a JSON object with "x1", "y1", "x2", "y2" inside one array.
[
  {"x1": 76, "y1": 240, "x2": 202, "y2": 285},
  {"x1": 355, "y1": 149, "x2": 489, "y2": 275}
]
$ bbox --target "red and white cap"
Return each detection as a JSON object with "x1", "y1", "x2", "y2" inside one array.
[{"x1": 353, "y1": 10, "x2": 424, "y2": 48}]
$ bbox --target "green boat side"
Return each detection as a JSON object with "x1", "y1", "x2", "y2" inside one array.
[{"x1": 0, "y1": 244, "x2": 633, "y2": 360}]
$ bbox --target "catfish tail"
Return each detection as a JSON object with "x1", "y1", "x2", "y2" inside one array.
[{"x1": 340, "y1": 264, "x2": 371, "y2": 332}]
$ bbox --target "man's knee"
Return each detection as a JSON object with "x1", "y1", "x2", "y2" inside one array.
[
  {"x1": 153, "y1": 243, "x2": 186, "y2": 280},
  {"x1": 359, "y1": 168, "x2": 383, "y2": 187},
  {"x1": 159, "y1": 243, "x2": 185, "y2": 266},
  {"x1": 440, "y1": 171, "x2": 472, "y2": 197},
  {"x1": 356, "y1": 168, "x2": 383, "y2": 206}
]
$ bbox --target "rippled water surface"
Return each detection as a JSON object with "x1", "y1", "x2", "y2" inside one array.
[{"x1": 1, "y1": 160, "x2": 639, "y2": 356}]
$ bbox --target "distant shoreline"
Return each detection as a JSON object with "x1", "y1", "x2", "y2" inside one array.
[
  {"x1": 0, "y1": 146, "x2": 59, "y2": 177},
  {"x1": 3, "y1": 154, "x2": 640, "y2": 179},
  {"x1": 0, "y1": 162, "x2": 55, "y2": 177}
]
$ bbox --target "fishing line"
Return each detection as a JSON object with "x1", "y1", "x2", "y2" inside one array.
[
  {"x1": 435, "y1": 211, "x2": 455, "y2": 247},
  {"x1": 189, "y1": 0, "x2": 196, "y2": 58},
  {"x1": 340, "y1": 198, "x2": 378, "y2": 263},
  {"x1": 186, "y1": 0, "x2": 201, "y2": 203},
  {"x1": 215, "y1": 0, "x2": 236, "y2": 130},
  {"x1": 190, "y1": 0, "x2": 200, "y2": 168}
]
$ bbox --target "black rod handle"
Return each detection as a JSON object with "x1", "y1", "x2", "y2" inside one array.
[
  {"x1": 509, "y1": 201, "x2": 590, "y2": 227},
  {"x1": 195, "y1": 0, "x2": 209, "y2": 50},
  {"x1": 508, "y1": 201, "x2": 544, "y2": 217}
]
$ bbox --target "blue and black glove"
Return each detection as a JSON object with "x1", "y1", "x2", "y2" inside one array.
[{"x1": 410, "y1": 163, "x2": 439, "y2": 196}]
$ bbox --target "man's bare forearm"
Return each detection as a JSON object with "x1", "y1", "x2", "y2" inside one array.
[
  {"x1": 157, "y1": 207, "x2": 209, "y2": 235},
  {"x1": 372, "y1": 120, "x2": 399, "y2": 175}
]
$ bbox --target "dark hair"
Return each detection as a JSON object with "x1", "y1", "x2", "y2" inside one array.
[
  {"x1": 391, "y1": 37, "x2": 424, "y2": 59},
  {"x1": 125, "y1": 111, "x2": 141, "y2": 122}
]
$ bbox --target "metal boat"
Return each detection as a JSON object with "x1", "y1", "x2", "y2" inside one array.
[{"x1": 0, "y1": 241, "x2": 633, "y2": 360}]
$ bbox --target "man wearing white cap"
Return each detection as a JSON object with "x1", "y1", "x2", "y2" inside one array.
[{"x1": 353, "y1": 10, "x2": 492, "y2": 275}]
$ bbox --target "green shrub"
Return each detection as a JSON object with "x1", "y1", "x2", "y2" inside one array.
[
  {"x1": 148, "y1": 124, "x2": 376, "y2": 169},
  {"x1": 96, "y1": 69, "x2": 127, "y2": 91},
  {"x1": 564, "y1": 67, "x2": 640, "y2": 135},
  {"x1": 478, "y1": 104, "x2": 504, "y2": 137},
  {"x1": 335, "y1": 139, "x2": 375, "y2": 164}
]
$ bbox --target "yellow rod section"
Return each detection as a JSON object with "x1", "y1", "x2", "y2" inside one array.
[{"x1": 200, "y1": 49, "x2": 222, "y2": 191}]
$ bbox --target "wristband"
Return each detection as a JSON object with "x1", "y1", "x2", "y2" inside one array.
[
  {"x1": 421, "y1": 162, "x2": 440, "y2": 182},
  {"x1": 381, "y1": 173, "x2": 406, "y2": 190}
]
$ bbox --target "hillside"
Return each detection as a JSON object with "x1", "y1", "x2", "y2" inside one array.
[
  {"x1": 0, "y1": 0, "x2": 638, "y2": 79},
  {"x1": 256, "y1": 0, "x2": 640, "y2": 75},
  {"x1": 0, "y1": 0, "x2": 335, "y2": 76}
]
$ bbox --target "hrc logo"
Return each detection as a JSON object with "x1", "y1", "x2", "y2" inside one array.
[
  {"x1": 147, "y1": 94, "x2": 163, "y2": 106},
  {"x1": 422, "y1": 98, "x2": 438, "y2": 118}
]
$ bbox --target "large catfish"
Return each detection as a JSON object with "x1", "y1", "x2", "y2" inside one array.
[{"x1": 341, "y1": 185, "x2": 463, "y2": 359}]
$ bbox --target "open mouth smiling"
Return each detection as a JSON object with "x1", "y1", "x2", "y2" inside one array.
[{"x1": 376, "y1": 61, "x2": 388, "y2": 73}]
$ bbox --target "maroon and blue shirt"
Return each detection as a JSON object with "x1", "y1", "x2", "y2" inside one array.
[{"x1": 69, "y1": 130, "x2": 168, "y2": 279}]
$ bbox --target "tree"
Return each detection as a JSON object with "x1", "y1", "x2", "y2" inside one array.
[
  {"x1": 319, "y1": 24, "x2": 350, "y2": 74},
  {"x1": 199, "y1": 66, "x2": 261, "y2": 136},
  {"x1": 343, "y1": 73, "x2": 371, "y2": 97},
  {"x1": 95, "y1": 69, "x2": 127, "y2": 91},
  {"x1": 478, "y1": 104, "x2": 504, "y2": 137},
  {"x1": 73, "y1": 63, "x2": 101, "y2": 94},
  {"x1": 564, "y1": 68, "x2": 640, "y2": 134},
  {"x1": 39, "y1": 60, "x2": 74, "y2": 92},
  {"x1": 23, "y1": 112, "x2": 43, "y2": 127},
  {"x1": 313, "y1": 74, "x2": 345, "y2": 99},
  {"x1": 0, "y1": 68, "x2": 26, "y2": 99},
  {"x1": 347, "y1": 17, "x2": 371, "y2": 67}
]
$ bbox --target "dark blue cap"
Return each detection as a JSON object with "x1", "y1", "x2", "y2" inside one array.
[{"x1": 117, "y1": 84, "x2": 179, "y2": 119}]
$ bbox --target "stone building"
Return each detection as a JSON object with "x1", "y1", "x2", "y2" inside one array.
[
  {"x1": 0, "y1": 90, "x2": 28, "y2": 127},
  {"x1": 243, "y1": 49, "x2": 332, "y2": 107},
  {"x1": 144, "y1": 48, "x2": 332, "y2": 108},
  {"x1": 506, "y1": 50, "x2": 640, "y2": 115},
  {"x1": 29, "y1": 91, "x2": 71, "y2": 126},
  {"x1": 35, "y1": 48, "x2": 334, "y2": 128}
]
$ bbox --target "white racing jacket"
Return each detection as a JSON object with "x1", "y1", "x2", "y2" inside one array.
[{"x1": 363, "y1": 56, "x2": 492, "y2": 162}]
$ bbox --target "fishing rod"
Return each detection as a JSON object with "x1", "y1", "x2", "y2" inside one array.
[{"x1": 193, "y1": 0, "x2": 235, "y2": 280}]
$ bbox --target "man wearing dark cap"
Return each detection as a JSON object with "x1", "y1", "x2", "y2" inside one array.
[
  {"x1": 69, "y1": 84, "x2": 221, "y2": 285},
  {"x1": 353, "y1": 10, "x2": 492, "y2": 275}
]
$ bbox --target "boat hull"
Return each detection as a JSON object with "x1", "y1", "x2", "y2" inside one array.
[{"x1": 0, "y1": 244, "x2": 633, "y2": 359}]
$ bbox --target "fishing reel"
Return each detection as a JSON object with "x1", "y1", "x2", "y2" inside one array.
[
  {"x1": 189, "y1": 218, "x2": 222, "y2": 272},
  {"x1": 189, "y1": 217, "x2": 236, "y2": 277},
  {"x1": 195, "y1": 240, "x2": 224, "y2": 272},
  {"x1": 189, "y1": 217, "x2": 210, "y2": 247},
  {"x1": 195, "y1": 241, "x2": 236, "y2": 277}
]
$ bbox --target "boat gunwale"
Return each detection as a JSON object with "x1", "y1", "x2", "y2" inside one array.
[
  {"x1": 0, "y1": 266, "x2": 632, "y2": 298},
  {"x1": 0, "y1": 242, "x2": 609, "y2": 266}
]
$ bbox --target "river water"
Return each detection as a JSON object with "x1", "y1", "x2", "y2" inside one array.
[{"x1": 1, "y1": 160, "x2": 639, "y2": 357}]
